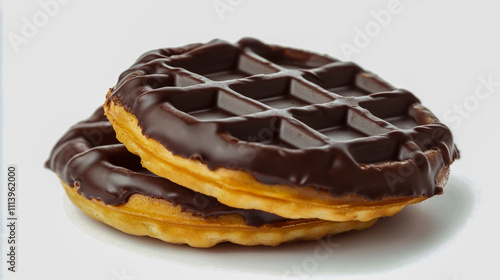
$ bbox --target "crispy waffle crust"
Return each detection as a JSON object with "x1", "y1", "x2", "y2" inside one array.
[
  {"x1": 104, "y1": 38, "x2": 459, "y2": 222},
  {"x1": 45, "y1": 108, "x2": 376, "y2": 247},
  {"x1": 62, "y1": 182, "x2": 376, "y2": 248}
]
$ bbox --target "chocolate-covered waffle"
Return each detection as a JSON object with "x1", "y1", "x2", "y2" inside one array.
[{"x1": 104, "y1": 37, "x2": 459, "y2": 222}]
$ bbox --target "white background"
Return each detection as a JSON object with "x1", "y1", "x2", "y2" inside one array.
[{"x1": 2, "y1": 0, "x2": 499, "y2": 279}]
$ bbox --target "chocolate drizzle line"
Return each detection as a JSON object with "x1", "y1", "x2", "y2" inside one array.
[
  {"x1": 107, "y1": 37, "x2": 459, "y2": 201},
  {"x1": 45, "y1": 107, "x2": 288, "y2": 227}
]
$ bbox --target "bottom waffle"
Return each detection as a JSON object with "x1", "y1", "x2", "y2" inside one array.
[
  {"x1": 45, "y1": 107, "x2": 376, "y2": 247},
  {"x1": 62, "y1": 181, "x2": 376, "y2": 247}
]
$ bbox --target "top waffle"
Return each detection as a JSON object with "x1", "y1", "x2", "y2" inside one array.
[{"x1": 105, "y1": 38, "x2": 459, "y2": 221}]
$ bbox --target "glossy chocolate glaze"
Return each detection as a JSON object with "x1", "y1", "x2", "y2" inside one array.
[
  {"x1": 45, "y1": 107, "x2": 288, "y2": 227},
  {"x1": 107, "y1": 37, "x2": 460, "y2": 200}
]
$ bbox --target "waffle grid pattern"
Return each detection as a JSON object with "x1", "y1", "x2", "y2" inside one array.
[{"x1": 114, "y1": 38, "x2": 439, "y2": 166}]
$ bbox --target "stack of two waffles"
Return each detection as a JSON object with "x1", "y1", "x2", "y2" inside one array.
[{"x1": 46, "y1": 38, "x2": 459, "y2": 247}]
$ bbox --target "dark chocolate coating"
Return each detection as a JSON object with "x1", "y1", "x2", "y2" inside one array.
[
  {"x1": 107, "y1": 37, "x2": 459, "y2": 200},
  {"x1": 45, "y1": 107, "x2": 288, "y2": 227}
]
